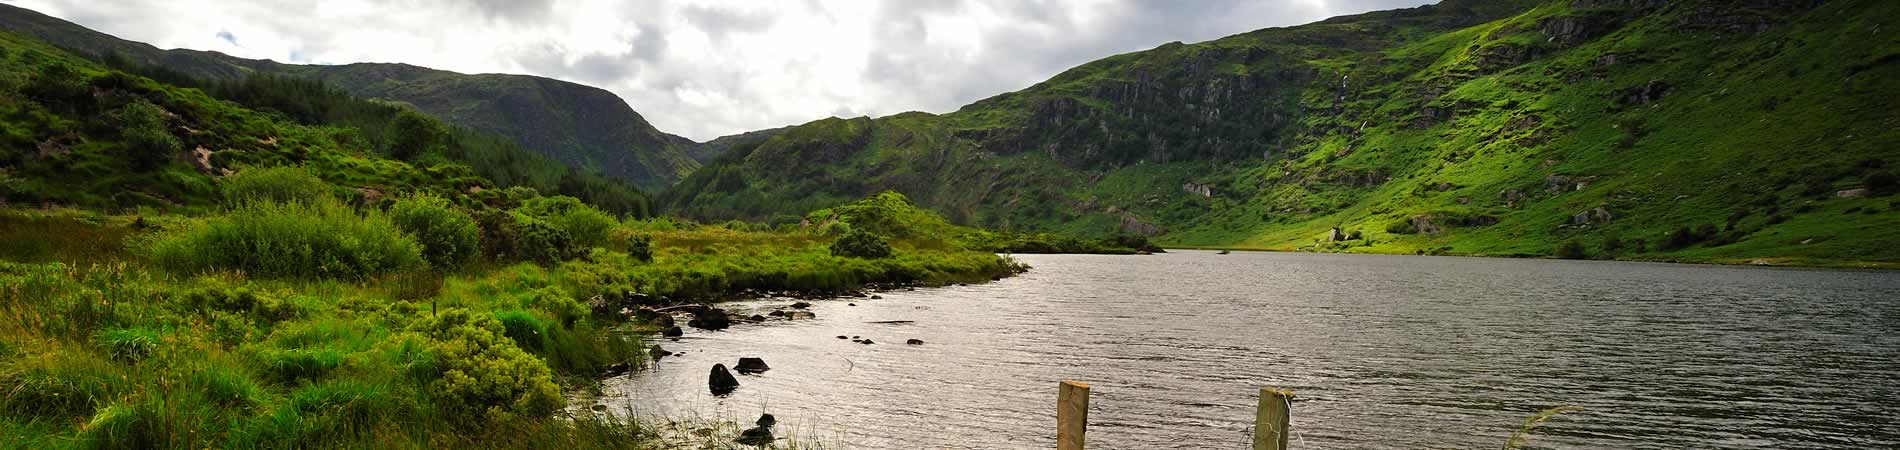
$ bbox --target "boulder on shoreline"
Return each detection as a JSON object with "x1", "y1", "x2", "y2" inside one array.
[
  {"x1": 735, "y1": 414, "x2": 776, "y2": 446},
  {"x1": 709, "y1": 364, "x2": 740, "y2": 395},
  {"x1": 735, "y1": 357, "x2": 770, "y2": 374}
]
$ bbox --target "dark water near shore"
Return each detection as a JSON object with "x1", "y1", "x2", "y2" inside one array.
[{"x1": 597, "y1": 251, "x2": 1900, "y2": 449}]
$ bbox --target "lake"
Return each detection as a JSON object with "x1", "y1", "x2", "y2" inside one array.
[{"x1": 596, "y1": 251, "x2": 1900, "y2": 449}]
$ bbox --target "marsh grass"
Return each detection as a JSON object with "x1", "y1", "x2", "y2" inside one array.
[{"x1": 148, "y1": 199, "x2": 423, "y2": 279}]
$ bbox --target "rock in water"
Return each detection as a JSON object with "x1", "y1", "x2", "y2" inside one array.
[
  {"x1": 735, "y1": 357, "x2": 770, "y2": 374},
  {"x1": 709, "y1": 364, "x2": 740, "y2": 395},
  {"x1": 600, "y1": 363, "x2": 632, "y2": 377},
  {"x1": 661, "y1": 326, "x2": 683, "y2": 337},
  {"x1": 756, "y1": 413, "x2": 776, "y2": 428},
  {"x1": 790, "y1": 301, "x2": 812, "y2": 309},
  {"x1": 688, "y1": 308, "x2": 732, "y2": 330},
  {"x1": 649, "y1": 344, "x2": 672, "y2": 358},
  {"x1": 906, "y1": 339, "x2": 925, "y2": 345}
]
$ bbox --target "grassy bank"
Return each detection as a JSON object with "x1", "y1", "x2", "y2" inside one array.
[{"x1": 0, "y1": 190, "x2": 1020, "y2": 448}]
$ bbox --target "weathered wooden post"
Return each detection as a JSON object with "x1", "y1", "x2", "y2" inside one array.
[
  {"x1": 1253, "y1": 388, "x2": 1294, "y2": 450},
  {"x1": 1057, "y1": 380, "x2": 1090, "y2": 450}
]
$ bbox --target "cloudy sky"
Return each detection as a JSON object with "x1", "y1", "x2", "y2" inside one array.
[{"x1": 7, "y1": 0, "x2": 1430, "y2": 141}]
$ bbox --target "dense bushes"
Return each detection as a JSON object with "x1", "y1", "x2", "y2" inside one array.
[
  {"x1": 221, "y1": 166, "x2": 330, "y2": 206},
  {"x1": 390, "y1": 194, "x2": 479, "y2": 271},
  {"x1": 148, "y1": 199, "x2": 423, "y2": 279},
  {"x1": 830, "y1": 229, "x2": 893, "y2": 259},
  {"x1": 395, "y1": 309, "x2": 561, "y2": 422}
]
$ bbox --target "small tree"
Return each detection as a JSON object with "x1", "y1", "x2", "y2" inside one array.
[
  {"x1": 117, "y1": 100, "x2": 181, "y2": 171},
  {"x1": 390, "y1": 109, "x2": 445, "y2": 161},
  {"x1": 390, "y1": 193, "x2": 480, "y2": 271},
  {"x1": 830, "y1": 229, "x2": 892, "y2": 259}
]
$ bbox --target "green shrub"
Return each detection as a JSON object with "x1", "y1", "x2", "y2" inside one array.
[
  {"x1": 398, "y1": 309, "x2": 560, "y2": 422},
  {"x1": 625, "y1": 234, "x2": 654, "y2": 262},
  {"x1": 1385, "y1": 219, "x2": 1418, "y2": 234},
  {"x1": 1553, "y1": 241, "x2": 1588, "y2": 259},
  {"x1": 830, "y1": 229, "x2": 893, "y2": 259},
  {"x1": 494, "y1": 310, "x2": 545, "y2": 352},
  {"x1": 518, "y1": 196, "x2": 616, "y2": 249},
  {"x1": 221, "y1": 166, "x2": 329, "y2": 207},
  {"x1": 551, "y1": 207, "x2": 616, "y2": 249},
  {"x1": 1867, "y1": 171, "x2": 1897, "y2": 195},
  {"x1": 94, "y1": 327, "x2": 159, "y2": 362},
  {"x1": 116, "y1": 100, "x2": 181, "y2": 171},
  {"x1": 390, "y1": 194, "x2": 480, "y2": 271},
  {"x1": 149, "y1": 199, "x2": 423, "y2": 279},
  {"x1": 508, "y1": 213, "x2": 575, "y2": 264}
]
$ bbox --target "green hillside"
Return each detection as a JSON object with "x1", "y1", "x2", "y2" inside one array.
[
  {"x1": 665, "y1": 0, "x2": 1900, "y2": 267},
  {"x1": 0, "y1": 4, "x2": 701, "y2": 190}
]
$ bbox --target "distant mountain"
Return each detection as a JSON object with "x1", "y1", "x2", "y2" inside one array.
[
  {"x1": 665, "y1": 0, "x2": 1900, "y2": 265},
  {"x1": 0, "y1": 3, "x2": 699, "y2": 190},
  {"x1": 677, "y1": 126, "x2": 794, "y2": 164}
]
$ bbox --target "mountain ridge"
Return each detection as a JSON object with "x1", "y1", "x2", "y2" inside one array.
[
  {"x1": 0, "y1": 3, "x2": 700, "y2": 190},
  {"x1": 664, "y1": 0, "x2": 1900, "y2": 266}
]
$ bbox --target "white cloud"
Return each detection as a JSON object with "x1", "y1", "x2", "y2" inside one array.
[{"x1": 4, "y1": 0, "x2": 1432, "y2": 141}]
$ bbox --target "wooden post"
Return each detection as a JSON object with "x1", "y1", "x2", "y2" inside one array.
[
  {"x1": 1057, "y1": 380, "x2": 1090, "y2": 450},
  {"x1": 1253, "y1": 388, "x2": 1293, "y2": 450}
]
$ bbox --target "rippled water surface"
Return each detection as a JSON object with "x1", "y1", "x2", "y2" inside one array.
[{"x1": 598, "y1": 252, "x2": 1900, "y2": 449}]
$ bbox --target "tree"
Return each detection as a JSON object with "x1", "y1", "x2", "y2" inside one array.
[{"x1": 390, "y1": 110, "x2": 445, "y2": 160}]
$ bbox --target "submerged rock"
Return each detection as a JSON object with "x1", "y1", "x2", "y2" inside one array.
[
  {"x1": 709, "y1": 364, "x2": 740, "y2": 395},
  {"x1": 735, "y1": 357, "x2": 770, "y2": 374}
]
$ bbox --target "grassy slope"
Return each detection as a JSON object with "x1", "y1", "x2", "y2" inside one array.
[
  {"x1": 667, "y1": 0, "x2": 1900, "y2": 267},
  {"x1": 0, "y1": 3, "x2": 700, "y2": 190}
]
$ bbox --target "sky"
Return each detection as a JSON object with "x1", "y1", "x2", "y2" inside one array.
[{"x1": 6, "y1": 0, "x2": 1432, "y2": 141}]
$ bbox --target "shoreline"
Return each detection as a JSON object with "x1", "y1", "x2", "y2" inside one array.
[{"x1": 1161, "y1": 245, "x2": 1900, "y2": 270}]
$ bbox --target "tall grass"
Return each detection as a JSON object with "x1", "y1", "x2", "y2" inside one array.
[{"x1": 148, "y1": 199, "x2": 423, "y2": 279}]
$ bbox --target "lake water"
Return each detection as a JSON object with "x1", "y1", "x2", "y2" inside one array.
[{"x1": 596, "y1": 251, "x2": 1900, "y2": 449}]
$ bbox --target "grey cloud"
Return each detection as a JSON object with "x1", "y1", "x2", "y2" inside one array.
[
  {"x1": 467, "y1": 0, "x2": 556, "y2": 24},
  {"x1": 680, "y1": 5, "x2": 775, "y2": 42}
]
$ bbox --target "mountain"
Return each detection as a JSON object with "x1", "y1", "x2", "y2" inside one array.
[
  {"x1": 678, "y1": 126, "x2": 794, "y2": 164},
  {"x1": 0, "y1": 3, "x2": 699, "y2": 190},
  {"x1": 664, "y1": 0, "x2": 1899, "y2": 265}
]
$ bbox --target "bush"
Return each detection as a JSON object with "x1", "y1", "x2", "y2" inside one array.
[
  {"x1": 517, "y1": 196, "x2": 615, "y2": 249},
  {"x1": 625, "y1": 234, "x2": 654, "y2": 263},
  {"x1": 830, "y1": 229, "x2": 892, "y2": 259},
  {"x1": 1553, "y1": 241, "x2": 1588, "y2": 259},
  {"x1": 397, "y1": 309, "x2": 561, "y2": 422},
  {"x1": 222, "y1": 166, "x2": 329, "y2": 206},
  {"x1": 149, "y1": 199, "x2": 424, "y2": 279},
  {"x1": 494, "y1": 310, "x2": 546, "y2": 352},
  {"x1": 1867, "y1": 172, "x2": 1898, "y2": 196},
  {"x1": 1385, "y1": 219, "x2": 1418, "y2": 234},
  {"x1": 509, "y1": 213, "x2": 575, "y2": 264},
  {"x1": 390, "y1": 194, "x2": 480, "y2": 271},
  {"x1": 114, "y1": 100, "x2": 182, "y2": 171}
]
